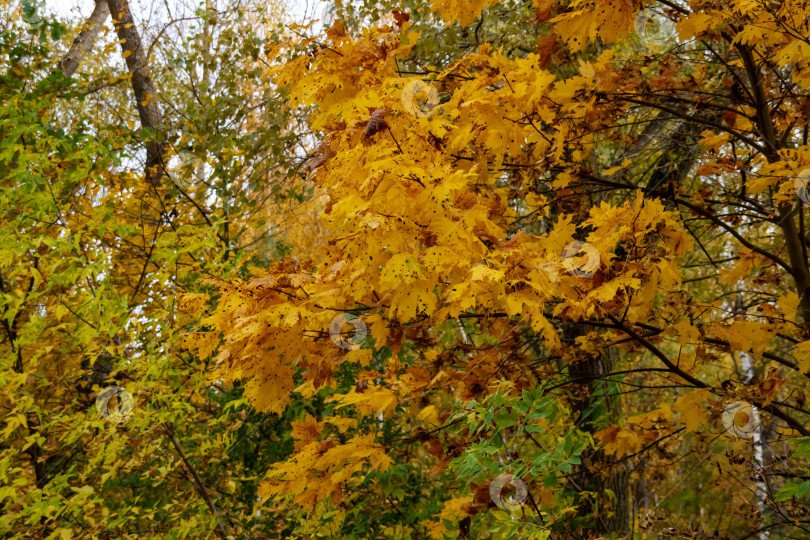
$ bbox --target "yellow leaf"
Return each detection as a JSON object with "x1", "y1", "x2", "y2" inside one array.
[
  {"x1": 778, "y1": 292, "x2": 800, "y2": 324},
  {"x1": 178, "y1": 293, "x2": 208, "y2": 314},
  {"x1": 418, "y1": 404, "x2": 440, "y2": 427},
  {"x1": 551, "y1": 0, "x2": 634, "y2": 53},
  {"x1": 291, "y1": 414, "x2": 325, "y2": 450},
  {"x1": 794, "y1": 341, "x2": 810, "y2": 374},
  {"x1": 505, "y1": 288, "x2": 542, "y2": 317},
  {"x1": 423, "y1": 497, "x2": 473, "y2": 539},
  {"x1": 746, "y1": 174, "x2": 778, "y2": 194},
  {"x1": 329, "y1": 385, "x2": 399, "y2": 417},
  {"x1": 54, "y1": 304, "x2": 69, "y2": 321},
  {"x1": 346, "y1": 348, "x2": 373, "y2": 366},
  {"x1": 181, "y1": 332, "x2": 219, "y2": 359},
  {"x1": 30, "y1": 267, "x2": 43, "y2": 286},
  {"x1": 388, "y1": 279, "x2": 437, "y2": 321},
  {"x1": 381, "y1": 253, "x2": 424, "y2": 287},
  {"x1": 595, "y1": 426, "x2": 642, "y2": 457},
  {"x1": 719, "y1": 248, "x2": 758, "y2": 284},
  {"x1": 469, "y1": 265, "x2": 505, "y2": 282},
  {"x1": 324, "y1": 416, "x2": 357, "y2": 433},
  {"x1": 712, "y1": 320, "x2": 775, "y2": 359},
  {"x1": 676, "y1": 12, "x2": 719, "y2": 40},
  {"x1": 364, "y1": 314, "x2": 389, "y2": 347},
  {"x1": 699, "y1": 130, "x2": 729, "y2": 150},
  {"x1": 603, "y1": 158, "x2": 633, "y2": 176},
  {"x1": 673, "y1": 389, "x2": 712, "y2": 432},
  {"x1": 667, "y1": 321, "x2": 701, "y2": 346},
  {"x1": 244, "y1": 368, "x2": 295, "y2": 413},
  {"x1": 430, "y1": 0, "x2": 498, "y2": 26}
]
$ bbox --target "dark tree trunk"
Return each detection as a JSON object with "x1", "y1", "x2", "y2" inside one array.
[{"x1": 567, "y1": 326, "x2": 632, "y2": 536}]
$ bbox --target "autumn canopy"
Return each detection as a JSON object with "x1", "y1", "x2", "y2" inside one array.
[{"x1": 2, "y1": 0, "x2": 810, "y2": 537}]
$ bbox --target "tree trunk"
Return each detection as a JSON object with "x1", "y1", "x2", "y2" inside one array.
[
  {"x1": 568, "y1": 328, "x2": 632, "y2": 536},
  {"x1": 59, "y1": 0, "x2": 110, "y2": 78},
  {"x1": 106, "y1": 0, "x2": 166, "y2": 186}
]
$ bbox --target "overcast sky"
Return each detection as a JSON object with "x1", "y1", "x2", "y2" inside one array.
[
  {"x1": 47, "y1": 0, "x2": 102, "y2": 19},
  {"x1": 43, "y1": 0, "x2": 314, "y2": 26}
]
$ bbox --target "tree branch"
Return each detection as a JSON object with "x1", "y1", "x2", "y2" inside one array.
[
  {"x1": 163, "y1": 423, "x2": 227, "y2": 539},
  {"x1": 59, "y1": 0, "x2": 110, "y2": 78},
  {"x1": 106, "y1": 0, "x2": 166, "y2": 186}
]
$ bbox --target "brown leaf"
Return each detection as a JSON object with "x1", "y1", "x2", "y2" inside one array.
[
  {"x1": 392, "y1": 10, "x2": 410, "y2": 29},
  {"x1": 326, "y1": 20, "x2": 346, "y2": 40},
  {"x1": 535, "y1": 35, "x2": 559, "y2": 70},
  {"x1": 364, "y1": 107, "x2": 389, "y2": 138},
  {"x1": 722, "y1": 109, "x2": 737, "y2": 128},
  {"x1": 428, "y1": 132, "x2": 444, "y2": 151},
  {"x1": 529, "y1": 0, "x2": 554, "y2": 22},
  {"x1": 308, "y1": 143, "x2": 336, "y2": 172}
]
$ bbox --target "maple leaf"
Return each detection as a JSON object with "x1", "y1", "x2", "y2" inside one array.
[
  {"x1": 423, "y1": 497, "x2": 473, "y2": 539},
  {"x1": 550, "y1": 0, "x2": 635, "y2": 52},
  {"x1": 329, "y1": 385, "x2": 399, "y2": 417},
  {"x1": 418, "y1": 404, "x2": 441, "y2": 427},
  {"x1": 595, "y1": 426, "x2": 642, "y2": 457},
  {"x1": 712, "y1": 321, "x2": 776, "y2": 360},
  {"x1": 673, "y1": 389, "x2": 713, "y2": 432},
  {"x1": 794, "y1": 341, "x2": 810, "y2": 374},
  {"x1": 291, "y1": 415, "x2": 325, "y2": 451},
  {"x1": 430, "y1": 0, "x2": 499, "y2": 26}
]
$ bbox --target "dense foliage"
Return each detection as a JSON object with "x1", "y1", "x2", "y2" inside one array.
[{"x1": 3, "y1": 0, "x2": 810, "y2": 538}]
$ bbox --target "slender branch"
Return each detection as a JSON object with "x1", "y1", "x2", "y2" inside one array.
[{"x1": 163, "y1": 423, "x2": 227, "y2": 539}]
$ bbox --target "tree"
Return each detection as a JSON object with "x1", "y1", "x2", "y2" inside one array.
[
  {"x1": 0, "y1": 1, "x2": 301, "y2": 537},
  {"x1": 200, "y1": 1, "x2": 810, "y2": 538},
  {"x1": 5, "y1": 0, "x2": 810, "y2": 538}
]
